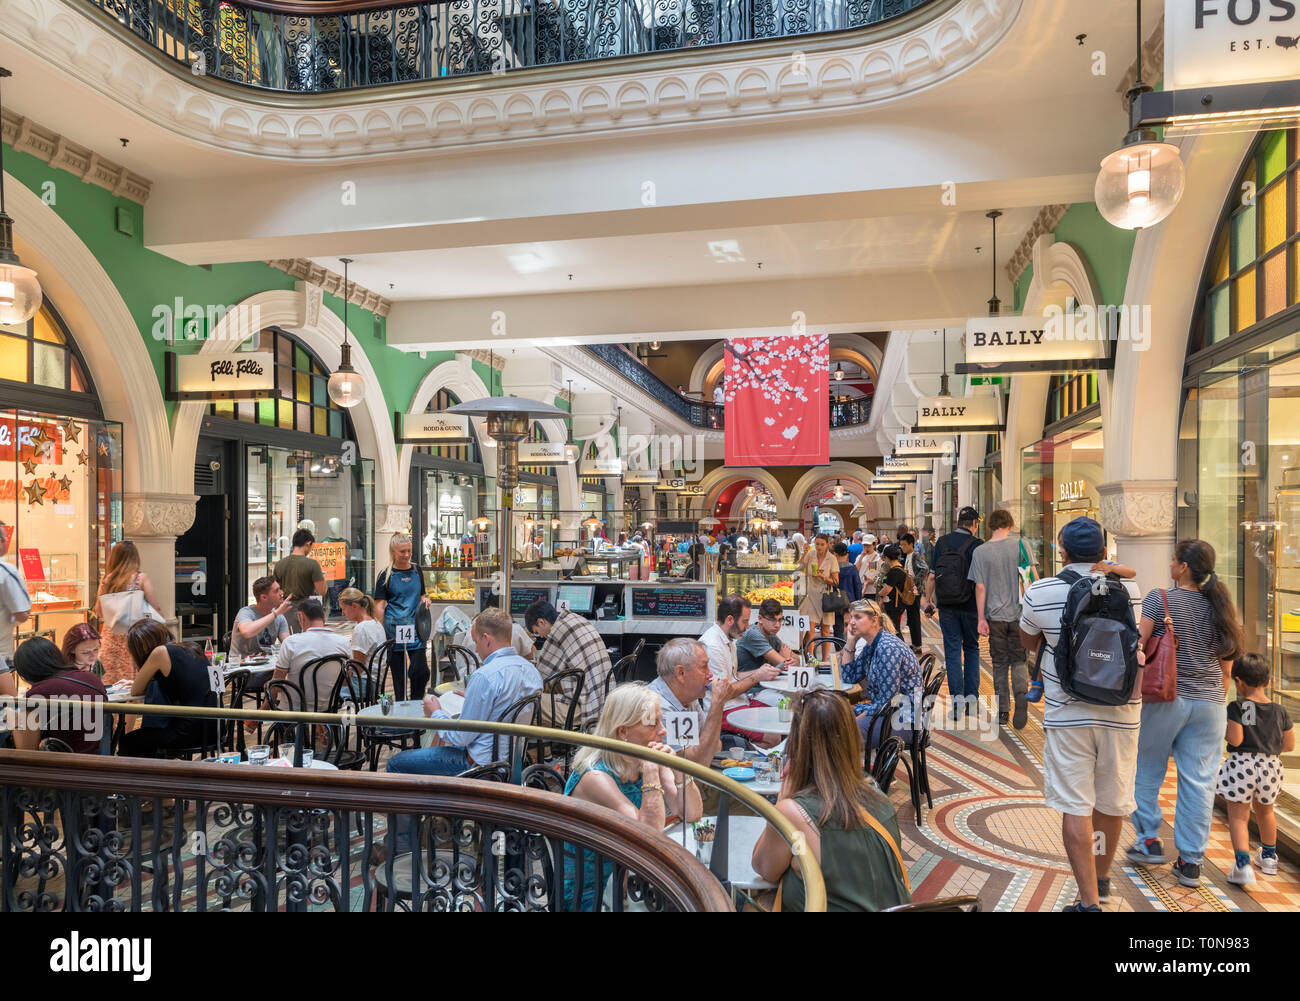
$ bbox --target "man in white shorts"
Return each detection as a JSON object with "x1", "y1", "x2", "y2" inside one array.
[{"x1": 1019, "y1": 517, "x2": 1141, "y2": 912}]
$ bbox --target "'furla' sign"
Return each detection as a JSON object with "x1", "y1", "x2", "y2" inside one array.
[{"x1": 1166, "y1": 0, "x2": 1300, "y2": 89}]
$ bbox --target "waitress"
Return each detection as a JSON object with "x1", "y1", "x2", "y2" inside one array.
[{"x1": 374, "y1": 533, "x2": 432, "y2": 701}]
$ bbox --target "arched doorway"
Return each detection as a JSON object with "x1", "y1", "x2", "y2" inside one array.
[{"x1": 1, "y1": 296, "x2": 124, "y2": 651}]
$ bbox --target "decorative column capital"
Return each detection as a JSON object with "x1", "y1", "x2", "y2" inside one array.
[
  {"x1": 1098, "y1": 480, "x2": 1176, "y2": 538},
  {"x1": 122, "y1": 493, "x2": 198, "y2": 538},
  {"x1": 377, "y1": 504, "x2": 413, "y2": 535}
]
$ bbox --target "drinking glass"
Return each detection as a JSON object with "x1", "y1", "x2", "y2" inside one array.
[
  {"x1": 279, "y1": 745, "x2": 296, "y2": 763},
  {"x1": 246, "y1": 744, "x2": 271, "y2": 765},
  {"x1": 300, "y1": 748, "x2": 314, "y2": 768}
]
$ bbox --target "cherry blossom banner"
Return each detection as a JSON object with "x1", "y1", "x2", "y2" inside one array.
[{"x1": 723, "y1": 334, "x2": 829, "y2": 467}]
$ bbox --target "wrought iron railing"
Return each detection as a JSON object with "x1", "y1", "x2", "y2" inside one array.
[
  {"x1": 80, "y1": 0, "x2": 937, "y2": 92},
  {"x1": 584, "y1": 344, "x2": 872, "y2": 430},
  {"x1": 0, "y1": 701, "x2": 821, "y2": 912}
]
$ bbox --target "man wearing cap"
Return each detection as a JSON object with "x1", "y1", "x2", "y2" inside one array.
[
  {"x1": 926, "y1": 507, "x2": 983, "y2": 717},
  {"x1": 1019, "y1": 517, "x2": 1142, "y2": 912}
]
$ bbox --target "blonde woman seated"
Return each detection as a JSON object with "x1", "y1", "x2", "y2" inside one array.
[
  {"x1": 752, "y1": 688, "x2": 912, "y2": 911},
  {"x1": 562, "y1": 683, "x2": 702, "y2": 910}
]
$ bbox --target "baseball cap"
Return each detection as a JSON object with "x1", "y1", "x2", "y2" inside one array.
[
  {"x1": 1059, "y1": 516, "x2": 1105, "y2": 562},
  {"x1": 958, "y1": 506, "x2": 980, "y2": 524},
  {"x1": 863, "y1": 534, "x2": 877, "y2": 545}
]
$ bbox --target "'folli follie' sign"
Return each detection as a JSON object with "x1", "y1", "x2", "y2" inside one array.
[
  {"x1": 165, "y1": 351, "x2": 277, "y2": 401},
  {"x1": 955, "y1": 316, "x2": 1110, "y2": 374},
  {"x1": 912, "y1": 391, "x2": 1004, "y2": 434}
]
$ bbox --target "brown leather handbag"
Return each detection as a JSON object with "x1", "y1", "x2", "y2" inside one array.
[{"x1": 1140, "y1": 589, "x2": 1178, "y2": 703}]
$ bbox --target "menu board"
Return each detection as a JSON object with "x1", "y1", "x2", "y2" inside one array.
[
  {"x1": 509, "y1": 586, "x2": 553, "y2": 616},
  {"x1": 630, "y1": 587, "x2": 708, "y2": 619}
]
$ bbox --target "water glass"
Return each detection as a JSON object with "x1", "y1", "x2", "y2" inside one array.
[
  {"x1": 246, "y1": 744, "x2": 271, "y2": 765},
  {"x1": 279, "y1": 745, "x2": 296, "y2": 763},
  {"x1": 300, "y1": 748, "x2": 314, "y2": 768},
  {"x1": 756, "y1": 758, "x2": 776, "y2": 784}
]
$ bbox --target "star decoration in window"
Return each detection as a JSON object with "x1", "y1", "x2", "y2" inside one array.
[
  {"x1": 23, "y1": 480, "x2": 46, "y2": 506},
  {"x1": 56, "y1": 475, "x2": 72, "y2": 493},
  {"x1": 29, "y1": 426, "x2": 52, "y2": 451},
  {"x1": 60, "y1": 418, "x2": 81, "y2": 444},
  {"x1": 97, "y1": 440, "x2": 110, "y2": 458},
  {"x1": 20, "y1": 457, "x2": 38, "y2": 476},
  {"x1": 76, "y1": 450, "x2": 88, "y2": 466}
]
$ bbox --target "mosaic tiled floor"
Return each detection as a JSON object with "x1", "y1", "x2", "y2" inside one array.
[{"x1": 892, "y1": 622, "x2": 1300, "y2": 912}]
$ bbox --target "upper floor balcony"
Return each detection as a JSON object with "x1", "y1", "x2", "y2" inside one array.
[{"x1": 83, "y1": 0, "x2": 938, "y2": 92}]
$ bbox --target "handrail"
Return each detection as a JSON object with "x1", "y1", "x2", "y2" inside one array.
[
  {"x1": 1, "y1": 698, "x2": 826, "y2": 911},
  {"x1": 76, "y1": 0, "x2": 939, "y2": 93}
]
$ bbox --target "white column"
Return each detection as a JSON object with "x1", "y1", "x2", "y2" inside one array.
[
  {"x1": 122, "y1": 493, "x2": 197, "y2": 627},
  {"x1": 1099, "y1": 480, "x2": 1177, "y2": 589}
]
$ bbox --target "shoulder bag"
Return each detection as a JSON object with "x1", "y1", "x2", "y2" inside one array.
[
  {"x1": 98, "y1": 578, "x2": 164, "y2": 635},
  {"x1": 1017, "y1": 538, "x2": 1039, "y2": 599},
  {"x1": 1140, "y1": 588, "x2": 1178, "y2": 703}
]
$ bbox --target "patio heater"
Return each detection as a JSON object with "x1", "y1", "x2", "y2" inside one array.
[{"x1": 445, "y1": 395, "x2": 568, "y2": 614}]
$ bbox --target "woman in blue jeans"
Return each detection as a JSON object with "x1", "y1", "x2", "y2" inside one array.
[{"x1": 1125, "y1": 540, "x2": 1246, "y2": 888}]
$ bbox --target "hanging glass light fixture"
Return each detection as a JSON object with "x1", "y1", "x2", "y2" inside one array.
[
  {"x1": 327, "y1": 258, "x2": 365, "y2": 408},
  {"x1": 1096, "y1": 1, "x2": 1185, "y2": 230},
  {"x1": 833, "y1": 363, "x2": 844, "y2": 381},
  {"x1": 0, "y1": 69, "x2": 42, "y2": 326}
]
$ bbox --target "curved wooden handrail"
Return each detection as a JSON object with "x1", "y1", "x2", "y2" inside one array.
[
  {"x1": 2, "y1": 697, "x2": 827, "y2": 910},
  {"x1": 0, "y1": 748, "x2": 731, "y2": 912}
]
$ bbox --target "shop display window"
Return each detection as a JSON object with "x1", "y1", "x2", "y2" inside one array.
[{"x1": 1019, "y1": 422, "x2": 1112, "y2": 576}]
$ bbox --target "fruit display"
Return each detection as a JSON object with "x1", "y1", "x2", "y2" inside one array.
[
  {"x1": 743, "y1": 581, "x2": 794, "y2": 606},
  {"x1": 428, "y1": 588, "x2": 475, "y2": 602}
]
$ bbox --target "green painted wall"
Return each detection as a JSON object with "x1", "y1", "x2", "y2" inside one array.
[
  {"x1": 1010, "y1": 203, "x2": 1137, "y2": 310},
  {"x1": 4, "y1": 141, "x2": 441, "y2": 452}
]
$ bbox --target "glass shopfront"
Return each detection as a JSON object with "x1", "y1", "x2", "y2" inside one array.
[
  {"x1": 1020, "y1": 421, "x2": 1113, "y2": 575},
  {"x1": 178, "y1": 327, "x2": 373, "y2": 635},
  {"x1": 0, "y1": 301, "x2": 123, "y2": 651}
]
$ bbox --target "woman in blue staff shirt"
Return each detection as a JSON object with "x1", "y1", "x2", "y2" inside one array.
[{"x1": 374, "y1": 533, "x2": 432, "y2": 700}]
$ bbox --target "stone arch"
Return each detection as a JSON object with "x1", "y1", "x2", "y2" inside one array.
[{"x1": 696, "y1": 468, "x2": 789, "y2": 519}]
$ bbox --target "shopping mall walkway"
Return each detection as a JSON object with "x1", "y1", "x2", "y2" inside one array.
[{"x1": 895, "y1": 623, "x2": 1300, "y2": 912}]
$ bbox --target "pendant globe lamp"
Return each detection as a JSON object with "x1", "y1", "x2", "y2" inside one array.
[
  {"x1": 327, "y1": 258, "x2": 365, "y2": 408},
  {"x1": 0, "y1": 69, "x2": 42, "y2": 326},
  {"x1": 1096, "y1": 0, "x2": 1185, "y2": 230}
]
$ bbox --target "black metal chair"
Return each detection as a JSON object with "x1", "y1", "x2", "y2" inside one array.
[
  {"x1": 37, "y1": 737, "x2": 74, "y2": 753},
  {"x1": 490, "y1": 690, "x2": 543, "y2": 776},
  {"x1": 861, "y1": 700, "x2": 898, "y2": 772},
  {"x1": 801, "y1": 632, "x2": 847, "y2": 667},
  {"x1": 457, "y1": 760, "x2": 512, "y2": 782},
  {"x1": 320, "y1": 662, "x2": 369, "y2": 771},
  {"x1": 364, "y1": 640, "x2": 421, "y2": 769},
  {"x1": 540, "y1": 668, "x2": 586, "y2": 771},
  {"x1": 919, "y1": 652, "x2": 941, "y2": 689},
  {"x1": 222, "y1": 669, "x2": 254, "y2": 752},
  {"x1": 883, "y1": 895, "x2": 981, "y2": 913},
  {"x1": 897, "y1": 669, "x2": 946, "y2": 824},
  {"x1": 521, "y1": 762, "x2": 567, "y2": 794},
  {"x1": 605, "y1": 653, "x2": 639, "y2": 698},
  {"x1": 444, "y1": 644, "x2": 479, "y2": 685},
  {"x1": 871, "y1": 735, "x2": 905, "y2": 794}
]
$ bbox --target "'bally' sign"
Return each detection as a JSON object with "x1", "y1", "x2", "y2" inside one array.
[{"x1": 912, "y1": 392, "x2": 1003, "y2": 433}]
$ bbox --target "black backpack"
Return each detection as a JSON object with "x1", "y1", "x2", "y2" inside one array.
[
  {"x1": 1053, "y1": 569, "x2": 1141, "y2": 706},
  {"x1": 933, "y1": 535, "x2": 977, "y2": 606}
]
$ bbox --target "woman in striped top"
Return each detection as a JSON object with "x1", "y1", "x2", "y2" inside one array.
[{"x1": 1126, "y1": 540, "x2": 1246, "y2": 888}]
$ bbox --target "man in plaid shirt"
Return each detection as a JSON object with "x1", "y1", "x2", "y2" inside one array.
[{"x1": 524, "y1": 599, "x2": 613, "y2": 727}]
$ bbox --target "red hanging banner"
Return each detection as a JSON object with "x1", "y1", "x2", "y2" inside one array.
[{"x1": 723, "y1": 334, "x2": 829, "y2": 467}]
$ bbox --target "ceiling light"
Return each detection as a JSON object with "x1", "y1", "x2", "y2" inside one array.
[
  {"x1": 327, "y1": 258, "x2": 365, "y2": 408},
  {"x1": 0, "y1": 69, "x2": 41, "y2": 326},
  {"x1": 834, "y1": 363, "x2": 844, "y2": 382}
]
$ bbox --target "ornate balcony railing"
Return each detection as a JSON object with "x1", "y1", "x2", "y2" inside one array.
[
  {"x1": 584, "y1": 344, "x2": 872, "y2": 430},
  {"x1": 81, "y1": 0, "x2": 936, "y2": 92},
  {"x1": 0, "y1": 701, "x2": 820, "y2": 912}
]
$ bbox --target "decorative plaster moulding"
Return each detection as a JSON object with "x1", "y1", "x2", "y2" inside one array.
[
  {"x1": 266, "y1": 258, "x2": 392, "y2": 317},
  {"x1": 5, "y1": 0, "x2": 1022, "y2": 160},
  {"x1": 0, "y1": 107, "x2": 152, "y2": 204},
  {"x1": 1006, "y1": 204, "x2": 1068, "y2": 286}
]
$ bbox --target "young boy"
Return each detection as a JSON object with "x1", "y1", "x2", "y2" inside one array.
[
  {"x1": 1218, "y1": 652, "x2": 1295, "y2": 886},
  {"x1": 1026, "y1": 560, "x2": 1136, "y2": 702}
]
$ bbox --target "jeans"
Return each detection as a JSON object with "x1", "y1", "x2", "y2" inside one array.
[
  {"x1": 986, "y1": 619, "x2": 1028, "y2": 714},
  {"x1": 939, "y1": 608, "x2": 981, "y2": 700},
  {"x1": 386, "y1": 745, "x2": 473, "y2": 852},
  {"x1": 1131, "y1": 696, "x2": 1227, "y2": 866},
  {"x1": 904, "y1": 600, "x2": 923, "y2": 650},
  {"x1": 387, "y1": 645, "x2": 430, "y2": 701}
]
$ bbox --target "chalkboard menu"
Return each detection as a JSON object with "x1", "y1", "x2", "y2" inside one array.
[
  {"x1": 630, "y1": 587, "x2": 708, "y2": 619},
  {"x1": 509, "y1": 586, "x2": 553, "y2": 616}
]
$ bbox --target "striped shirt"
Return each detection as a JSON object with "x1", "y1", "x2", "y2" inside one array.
[
  {"x1": 1019, "y1": 565, "x2": 1143, "y2": 730},
  {"x1": 1140, "y1": 587, "x2": 1230, "y2": 702}
]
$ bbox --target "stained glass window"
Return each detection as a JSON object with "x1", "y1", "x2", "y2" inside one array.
[{"x1": 0, "y1": 302, "x2": 95, "y2": 398}]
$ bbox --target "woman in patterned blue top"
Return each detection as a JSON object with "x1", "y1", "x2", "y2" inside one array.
[
  {"x1": 843, "y1": 600, "x2": 922, "y2": 749},
  {"x1": 562, "y1": 683, "x2": 701, "y2": 910}
]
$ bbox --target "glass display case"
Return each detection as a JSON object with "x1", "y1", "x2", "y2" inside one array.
[
  {"x1": 425, "y1": 567, "x2": 477, "y2": 604},
  {"x1": 720, "y1": 564, "x2": 799, "y2": 609}
]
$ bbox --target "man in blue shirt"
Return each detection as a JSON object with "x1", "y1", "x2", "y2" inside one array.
[
  {"x1": 846, "y1": 531, "x2": 864, "y2": 565},
  {"x1": 387, "y1": 607, "x2": 542, "y2": 777}
]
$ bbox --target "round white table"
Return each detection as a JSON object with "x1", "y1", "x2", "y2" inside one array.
[
  {"x1": 724, "y1": 706, "x2": 793, "y2": 735},
  {"x1": 667, "y1": 816, "x2": 776, "y2": 891},
  {"x1": 356, "y1": 693, "x2": 464, "y2": 726}
]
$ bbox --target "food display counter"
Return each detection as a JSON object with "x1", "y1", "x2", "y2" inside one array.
[{"x1": 720, "y1": 564, "x2": 799, "y2": 610}]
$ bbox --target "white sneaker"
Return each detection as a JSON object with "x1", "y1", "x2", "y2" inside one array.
[
  {"x1": 1257, "y1": 852, "x2": 1279, "y2": 876},
  {"x1": 1227, "y1": 863, "x2": 1256, "y2": 887}
]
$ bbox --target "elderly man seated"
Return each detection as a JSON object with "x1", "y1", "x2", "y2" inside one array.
[
  {"x1": 842, "y1": 599, "x2": 922, "y2": 754},
  {"x1": 647, "y1": 637, "x2": 742, "y2": 765},
  {"x1": 387, "y1": 607, "x2": 542, "y2": 777}
]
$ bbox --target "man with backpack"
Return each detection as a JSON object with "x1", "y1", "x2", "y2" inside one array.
[
  {"x1": 1019, "y1": 517, "x2": 1143, "y2": 912},
  {"x1": 926, "y1": 507, "x2": 983, "y2": 717}
]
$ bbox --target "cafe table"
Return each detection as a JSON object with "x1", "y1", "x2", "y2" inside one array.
[
  {"x1": 723, "y1": 706, "x2": 794, "y2": 736},
  {"x1": 667, "y1": 815, "x2": 777, "y2": 899}
]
